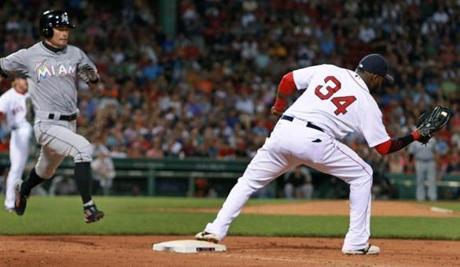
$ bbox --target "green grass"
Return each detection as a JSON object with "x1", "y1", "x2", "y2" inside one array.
[{"x1": 1, "y1": 196, "x2": 460, "y2": 240}]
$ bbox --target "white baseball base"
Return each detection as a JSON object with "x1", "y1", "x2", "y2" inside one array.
[
  {"x1": 152, "y1": 240, "x2": 227, "y2": 253},
  {"x1": 430, "y1": 206, "x2": 453, "y2": 214}
]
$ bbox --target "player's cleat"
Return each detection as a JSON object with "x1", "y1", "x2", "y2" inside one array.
[
  {"x1": 195, "y1": 231, "x2": 220, "y2": 243},
  {"x1": 342, "y1": 244, "x2": 380, "y2": 255},
  {"x1": 14, "y1": 187, "x2": 28, "y2": 216},
  {"x1": 84, "y1": 204, "x2": 104, "y2": 223}
]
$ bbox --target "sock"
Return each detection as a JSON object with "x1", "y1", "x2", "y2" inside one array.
[
  {"x1": 20, "y1": 168, "x2": 46, "y2": 196},
  {"x1": 83, "y1": 200, "x2": 94, "y2": 208},
  {"x1": 74, "y1": 162, "x2": 93, "y2": 204}
]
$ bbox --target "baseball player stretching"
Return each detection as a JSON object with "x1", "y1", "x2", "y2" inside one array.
[
  {"x1": 196, "y1": 54, "x2": 427, "y2": 254},
  {"x1": 0, "y1": 76, "x2": 32, "y2": 212},
  {"x1": 0, "y1": 10, "x2": 104, "y2": 223}
]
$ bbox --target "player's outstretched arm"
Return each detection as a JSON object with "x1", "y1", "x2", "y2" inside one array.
[
  {"x1": 375, "y1": 106, "x2": 453, "y2": 155},
  {"x1": 271, "y1": 72, "x2": 296, "y2": 116},
  {"x1": 374, "y1": 131, "x2": 421, "y2": 155}
]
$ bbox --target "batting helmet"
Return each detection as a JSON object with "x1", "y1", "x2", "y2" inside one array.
[{"x1": 39, "y1": 10, "x2": 75, "y2": 38}]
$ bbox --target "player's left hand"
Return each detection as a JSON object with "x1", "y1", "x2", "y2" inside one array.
[
  {"x1": 415, "y1": 106, "x2": 453, "y2": 144},
  {"x1": 77, "y1": 64, "x2": 99, "y2": 84}
]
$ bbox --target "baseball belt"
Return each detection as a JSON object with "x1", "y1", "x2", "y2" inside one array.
[{"x1": 281, "y1": 115, "x2": 324, "y2": 132}]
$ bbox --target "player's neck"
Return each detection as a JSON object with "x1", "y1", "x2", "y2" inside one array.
[
  {"x1": 42, "y1": 40, "x2": 66, "y2": 53},
  {"x1": 355, "y1": 70, "x2": 372, "y2": 89}
]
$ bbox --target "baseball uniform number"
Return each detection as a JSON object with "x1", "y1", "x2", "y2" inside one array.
[{"x1": 314, "y1": 75, "x2": 356, "y2": 115}]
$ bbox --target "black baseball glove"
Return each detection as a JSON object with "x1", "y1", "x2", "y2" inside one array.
[
  {"x1": 77, "y1": 64, "x2": 99, "y2": 84},
  {"x1": 416, "y1": 106, "x2": 453, "y2": 144}
]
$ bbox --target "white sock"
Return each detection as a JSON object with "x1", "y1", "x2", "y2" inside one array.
[{"x1": 83, "y1": 200, "x2": 94, "y2": 207}]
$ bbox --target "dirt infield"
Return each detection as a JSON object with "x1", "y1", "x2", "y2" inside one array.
[
  {"x1": 1, "y1": 201, "x2": 459, "y2": 266},
  {"x1": 1, "y1": 236, "x2": 460, "y2": 267}
]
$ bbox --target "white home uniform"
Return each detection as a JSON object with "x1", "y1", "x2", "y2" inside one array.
[
  {"x1": 202, "y1": 64, "x2": 390, "y2": 251},
  {"x1": 0, "y1": 88, "x2": 32, "y2": 210}
]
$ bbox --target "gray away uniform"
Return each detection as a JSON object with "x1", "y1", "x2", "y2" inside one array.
[
  {"x1": 408, "y1": 139, "x2": 438, "y2": 201},
  {"x1": 0, "y1": 41, "x2": 96, "y2": 179}
]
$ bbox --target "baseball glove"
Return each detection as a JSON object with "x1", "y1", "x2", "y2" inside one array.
[
  {"x1": 77, "y1": 64, "x2": 99, "y2": 84},
  {"x1": 416, "y1": 106, "x2": 453, "y2": 144}
]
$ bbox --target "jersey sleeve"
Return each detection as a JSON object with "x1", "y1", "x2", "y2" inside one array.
[
  {"x1": 78, "y1": 48, "x2": 97, "y2": 71},
  {"x1": 292, "y1": 65, "x2": 325, "y2": 90},
  {"x1": 0, "y1": 49, "x2": 29, "y2": 76},
  {"x1": 359, "y1": 101, "x2": 390, "y2": 148},
  {"x1": 292, "y1": 65, "x2": 321, "y2": 91}
]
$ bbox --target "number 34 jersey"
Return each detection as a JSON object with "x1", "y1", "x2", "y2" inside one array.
[{"x1": 285, "y1": 64, "x2": 390, "y2": 148}]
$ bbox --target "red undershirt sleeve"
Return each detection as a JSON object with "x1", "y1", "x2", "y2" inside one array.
[
  {"x1": 375, "y1": 131, "x2": 420, "y2": 155},
  {"x1": 273, "y1": 72, "x2": 296, "y2": 112}
]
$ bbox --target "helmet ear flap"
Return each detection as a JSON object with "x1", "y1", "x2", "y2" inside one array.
[
  {"x1": 39, "y1": 10, "x2": 55, "y2": 39},
  {"x1": 41, "y1": 25, "x2": 53, "y2": 38}
]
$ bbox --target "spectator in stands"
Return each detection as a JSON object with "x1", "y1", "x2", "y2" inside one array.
[
  {"x1": 446, "y1": 147, "x2": 460, "y2": 175},
  {"x1": 49, "y1": 175, "x2": 78, "y2": 196},
  {"x1": 194, "y1": 178, "x2": 217, "y2": 198},
  {"x1": 0, "y1": 1, "x2": 458, "y2": 200},
  {"x1": 91, "y1": 139, "x2": 116, "y2": 195},
  {"x1": 284, "y1": 166, "x2": 314, "y2": 199}
]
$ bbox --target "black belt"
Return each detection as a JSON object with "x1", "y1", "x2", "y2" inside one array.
[
  {"x1": 281, "y1": 115, "x2": 324, "y2": 132},
  {"x1": 48, "y1": 113, "x2": 77, "y2": 121},
  {"x1": 416, "y1": 158, "x2": 434, "y2": 162}
]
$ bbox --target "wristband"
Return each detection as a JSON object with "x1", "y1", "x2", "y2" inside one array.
[{"x1": 411, "y1": 130, "x2": 420, "y2": 141}]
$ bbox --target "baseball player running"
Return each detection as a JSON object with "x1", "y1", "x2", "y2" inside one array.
[
  {"x1": 196, "y1": 54, "x2": 429, "y2": 254},
  {"x1": 0, "y1": 76, "x2": 32, "y2": 212},
  {"x1": 0, "y1": 10, "x2": 104, "y2": 223}
]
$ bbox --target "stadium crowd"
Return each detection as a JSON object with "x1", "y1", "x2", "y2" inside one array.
[{"x1": 0, "y1": 0, "x2": 459, "y2": 178}]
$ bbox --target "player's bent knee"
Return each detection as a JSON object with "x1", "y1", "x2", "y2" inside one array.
[
  {"x1": 71, "y1": 143, "x2": 93, "y2": 163},
  {"x1": 348, "y1": 164, "x2": 373, "y2": 185},
  {"x1": 360, "y1": 162, "x2": 373, "y2": 179},
  {"x1": 356, "y1": 172, "x2": 373, "y2": 185},
  {"x1": 35, "y1": 166, "x2": 55, "y2": 180}
]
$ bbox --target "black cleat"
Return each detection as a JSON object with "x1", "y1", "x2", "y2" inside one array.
[
  {"x1": 14, "y1": 187, "x2": 28, "y2": 216},
  {"x1": 84, "y1": 204, "x2": 104, "y2": 223}
]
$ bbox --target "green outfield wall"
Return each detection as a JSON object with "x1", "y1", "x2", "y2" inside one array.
[{"x1": 0, "y1": 154, "x2": 458, "y2": 199}]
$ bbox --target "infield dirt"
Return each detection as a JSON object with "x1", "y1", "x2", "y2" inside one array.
[{"x1": 1, "y1": 235, "x2": 460, "y2": 267}]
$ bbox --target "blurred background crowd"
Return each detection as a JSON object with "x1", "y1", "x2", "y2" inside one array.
[{"x1": 0, "y1": 0, "x2": 459, "y2": 181}]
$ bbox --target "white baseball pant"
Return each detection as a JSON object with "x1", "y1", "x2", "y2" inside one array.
[
  {"x1": 204, "y1": 118, "x2": 373, "y2": 251},
  {"x1": 4, "y1": 124, "x2": 32, "y2": 209},
  {"x1": 33, "y1": 120, "x2": 93, "y2": 179}
]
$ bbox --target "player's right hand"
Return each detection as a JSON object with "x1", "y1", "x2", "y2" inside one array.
[{"x1": 78, "y1": 64, "x2": 99, "y2": 84}]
